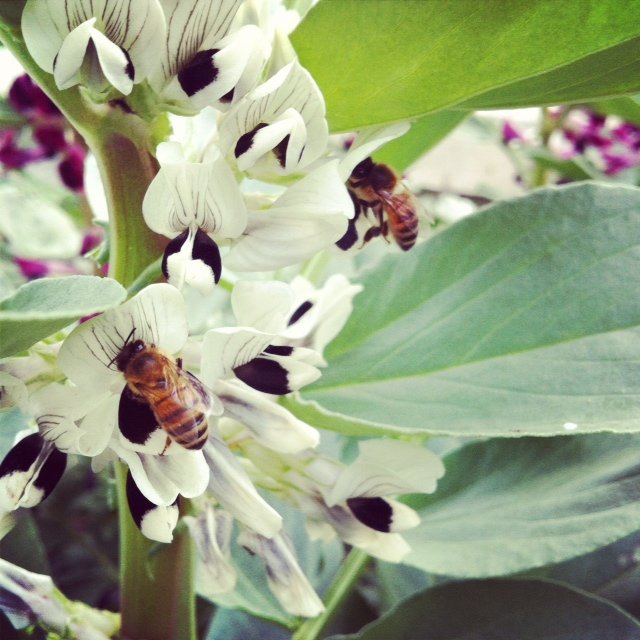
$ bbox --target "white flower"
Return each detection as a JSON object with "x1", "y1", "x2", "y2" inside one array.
[
  {"x1": 56, "y1": 284, "x2": 216, "y2": 523},
  {"x1": 142, "y1": 142, "x2": 248, "y2": 293},
  {"x1": 151, "y1": 0, "x2": 269, "y2": 112},
  {"x1": 218, "y1": 60, "x2": 328, "y2": 176},
  {"x1": 224, "y1": 160, "x2": 353, "y2": 272},
  {"x1": 237, "y1": 528, "x2": 324, "y2": 618},
  {"x1": 22, "y1": 0, "x2": 166, "y2": 95}
]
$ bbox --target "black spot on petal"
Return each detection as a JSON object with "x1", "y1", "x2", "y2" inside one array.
[
  {"x1": 347, "y1": 496, "x2": 393, "y2": 533},
  {"x1": 263, "y1": 345, "x2": 294, "y2": 357},
  {"x1": 273, "y1": 134, "x2": 290, "y2": 168},
  {"x1": 118, "y1": 385, "x2": 159, "y2": 445},
  {"x1": 288, "y1": 300, "x2": 313, "y2": 326},
  {"x1": 178, "y1": 49, "x2": 219, "y2": 97},
  {"x1": 234, "y1": 357, "x2": 290, "y2": 395},
  {"x1": 219, "y1": 87, "x2": 234, "y2": 103},
  {"x1": 234, "y1": 123, "x2": 268, "y2": 159},
  {"x1": 119, "y1": 46, "x2": 134, "y2": 81},
  {"x1": 33, "y1": 448, "x2": 66, "y2": 499},
  {"x1": 0, "y1": 433, "x2": 43, "y2": 476},
  {"x1": 192, "y1": 229, "x2": 221, "y2": 284},
  {"x1": 162, "y1": 229, "x2": 189, "y2": 279}
]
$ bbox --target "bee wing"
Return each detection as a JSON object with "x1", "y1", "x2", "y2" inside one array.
[{"x1": 183, "y1": 370, "x2": 223, "y2": 416}]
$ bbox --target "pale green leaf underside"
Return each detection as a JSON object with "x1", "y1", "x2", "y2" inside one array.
[
  {"x1": 405, "y1": 434, "x2": 640, "y2": 577},
  {"x1": 299, "y1": 183, "x2": 640, "y2": 437},
  {"x1": 292, "y1": 0, "x2": 640, "y2": 131},
  {"x1": 0, "y1": 276, "x2": 127, "y2": 357},
  {"x1": 328, "y1": 579, "x2": 640, "y2": 639}
]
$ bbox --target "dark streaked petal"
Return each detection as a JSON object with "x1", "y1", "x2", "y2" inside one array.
[
  {"x1": 346, "y1": 496, "x2": 393, "y2": 533},
  {"x1": 0, "y1": 433, "x2": 66, "y2": 511},
  {"x1": 126, "y1": 470, "x2": 179, "y2": 543}
]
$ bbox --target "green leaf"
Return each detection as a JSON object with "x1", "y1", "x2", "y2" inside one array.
[
  {"x1": 404, "y1": 434, "x2": 640, "y2": 577},
  {"x1": 374, "y1": 112, "x2": 468, "y2": 172},
  {"x1": 292, "y1": 0, "x2": 640, "y2": 131},
  {"x1": 589, "y1": 95, "x2": 640, "y2": 126},
  {"x1": 0, "y1": 276, "x2": 127, "y2": 358},
  {"x1": 298, "y1": 183, "x2": 640, "y2": 437},
  {"x1": 328, "y1": 579, "x2": 640, "y2": 640}
]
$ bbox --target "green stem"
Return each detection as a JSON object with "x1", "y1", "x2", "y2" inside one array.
[
  {"x1": 292, "y1": 549, "x2": 370, "y2": 640},
  {"x1": 0, "y1": 19, "x2": 194, "y2": 640},
  {"x1": 116, "y1": 464, "x2": 195, "y2": 640}
]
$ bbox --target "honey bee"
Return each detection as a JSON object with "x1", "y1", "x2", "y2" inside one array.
[
  {"x1": 115, "y1": 334, "x2": 210, "y2": 454},
  {"x1": 338, "y1": 156, "x2": 423, "y2": 252}
]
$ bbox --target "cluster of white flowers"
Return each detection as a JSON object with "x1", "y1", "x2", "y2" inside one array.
[{"x1": 0, "y1": 0, "x2": 444, "y2": 619}]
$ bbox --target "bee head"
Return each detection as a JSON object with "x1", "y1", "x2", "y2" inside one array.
[
  {"x1": 115, "y1": 339, "x2": 147, "y2": 372},
  {"x1": 351, "y1": 156, "x2": 374, "y2": 180}
]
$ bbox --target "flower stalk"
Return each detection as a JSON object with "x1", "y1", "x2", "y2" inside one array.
[{"x1": 292, "y1": 549, "x2": 370, "y2": 640}]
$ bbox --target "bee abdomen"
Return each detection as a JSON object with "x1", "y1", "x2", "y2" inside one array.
[
  {"x1": 168, "y1": 411, "x2": 208, "y2": 449},
  {"x1": 393, "y1": 217, "x2": 419, "y2": 251}
]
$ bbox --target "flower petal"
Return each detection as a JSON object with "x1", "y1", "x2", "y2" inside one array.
[
  {"x1": 201, "y1": 327, "x2": 273, "y2": 384},
  {"x1": 204, "y1": 437, "x2": 282, "y2": 537},
  {"x1": 224, "y1": 160, "x2": 351, "y2": 271},
  {"x1": 217, "y1": 379, "x2": 319, "y2": 452},
  {"x1": 52, "y1": 18, "x2": 96, "y2": 90},
  {"x1": 0, "y1": 433, "x2": 66, "y2": 511},
  {"x1": 58, "y1": 283, "x2": 188, "y2": 391},
  {"x1": 162, "y1": 228, "x2": 221, "y2": 293},
  {"x1": 231, "y1": 280, "x2": 292, "y2": 333},
  {"x1": 154, "y1": 0, "x2": 243, "y2": 84},
  {"x1": 237, "y1": 529, "x2": 324, "y2": 617},
  {"x1": 114, "y1": 442, "x2": 209, "y2": 505},
  {"x1": 328, "y1": 440, "x2": 445, "y2": 506},
  {"x1": 219, "y1": 60, "x2": 327, "y2": 174},
  {"x1": 88, "y1": 28, "x2": 134, "y2": 95},
  {"x1": 126, "y1": 471, "x2": 179, "y2": 543},
  {"x1": 184, "y1": 506, "x2": 237, "y2": 595},
  {"x1": 143, "y1": 143, "x2": 247, "y2": 239}
]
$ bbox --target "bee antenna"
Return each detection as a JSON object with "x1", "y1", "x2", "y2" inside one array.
[{"x1": 108, "y1": 328, "x2": 136, "y2": 368}]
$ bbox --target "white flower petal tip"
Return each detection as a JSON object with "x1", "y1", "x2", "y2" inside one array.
[
  {"x1": 231, "y1": 280, "x2": 293, "y2": 333},
  {"x1": 58, "y1": 283, "x2": 188, "y2": 391},
  {"x1": 224, "y1": 161, "x2": 352, "y2": 272},
  {"x1": 0, "y1": 372, "x2": 28, "y2": 412},
  {"x1": 238, "y1": 529, "x2": 324, "y2": 618},
  {"x1": 220, "y1": 60, "x2": 328, "y2": 176},
  {"x1": 126, "y1": 472, "x2": 179, "y2": 543},
  {"x1": 184, "y1": 507, "x2": 237, "y2": 596},
  {"x1": 0, "y1": 433, "x2": 66, "y2": 511},
  {"x1": 329, "y1": 440, "x2": 445, "y2": 506},
  {"x1": 204, "y1": 438, "x2": 282, "y2": 537},
  {"x1": 22, "y1": 0, "x2": 166, "y2": 94}
]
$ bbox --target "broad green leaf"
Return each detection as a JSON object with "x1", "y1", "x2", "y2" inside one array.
[
  {"x1": 404, "y1": 434, "x2": 640, "y2": 577},
  {"x1": 0, "y1": 276, "x2": 127, "y2": 358},
  {"x1": 297, "y1": 183, "x2": 640, "y2": 437},
  {"x1": 374, "y1": 111, "x2": 468, "y2": 172},
  {"x1": 526, "y1": 530, "x2": 640, "y2": 618},
  {"x1": 292, "y1": 0, "x2": 640, "y2": 131},
  {"x1": 328, "y1": 579, "x2": 640, "y2": 640}
]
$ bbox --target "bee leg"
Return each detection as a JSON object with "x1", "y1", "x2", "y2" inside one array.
[
  {"x1": 361, "y1": 226, "x2": 382, "y2": 248},
  {"x1": 161, "y1": 436, "x2": 172, "y2": 456},
  {"x1": 381, "y1": 220, "x2": 391, "y2": 244},
  {"x1": 176, "y1": 357, "x2": 183, "y2": 370}
]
